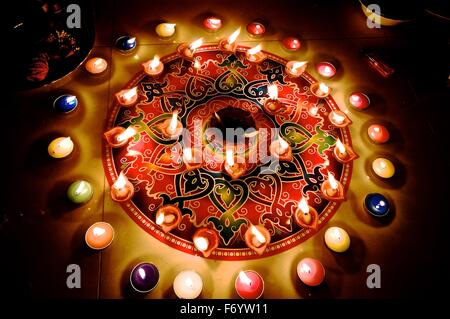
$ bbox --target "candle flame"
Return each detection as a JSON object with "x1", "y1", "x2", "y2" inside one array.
[
  {"x1": 332, "y1": 228, "x2": 342, "y2": 241},
  {"x1": 331, "y1": 111, "x2": 345, "y2": 124},
  {"x1": 66, "y1": 95, "x2": 77, "y2": 103},
  {"x1": 75, "y1": 181, "x2": 86, "y2": 195},
  {"x1": 208, "y1": 17, "x2": 221, "y2": 27},
  {"x1": 228, "y1": 27, "x2": 241, "y2": 44},
  {"x1": 149, "y1": 55, "x2": 160, "y2": 70},
  {"x1": 298, "y1": 197, "x2": 310, "y2": 214},
  {"x1": 324, "y1": 65, "x2": 332, "y2": 75},
  {"x1": 57, "y1": 137, "x2": 72, "y2": 149},
  {"x1": 194, "y1": 237, "x2": 209, "y2": 251},
  {"x1": 279, "y1": 137, "x2": 289, "y2": 153},
  {"x1": 247, "y1": 44, "x2": 262, "y2": 55},
  {"x1": 319, "y1": 83, "x2": 329, "y2": 94},
  {"x1": 116, "y1": 127, "x2": 136, "y2": 142},
  {"x1": 185, "y1": 276, "x2": 194, "y2": 288},
  {"x1": 267, "y1": 84, "x2": 278, "y2": 100},
  {"x1": 300, "y1": 262, "x2": 312, "y2": 274},
  {"x1": 189, "y1": 38, "x2": 203, "y2": 51},
  {"x1": 336, "y1": 139, "x2": 346, "y2": 154},
  {"x1": 250, "y1": 225, "x2": 266, "y2": 244},
  {"x1": 138, "y1": 268, "x2": 146, "y2": 279},
  {"x1": 328, "y1": 172, "x2": 338, "y2": 190},
  {"x1": 291, "y1": 61, "x2": 307, "y2": 71},
  {"x1": 350, "y1": 94, "x2": 361, "y2": 104},
  {"x1": 168, "y1": 111, "x2": 179, "y2": 133},
  {"x1": 183, "y1": 148, "x2": 193, "y2": 162},
  {"x1": 92, "y1": 226, "x2": 106, "y2": 237},
  {"x1": 226, "y1": 149, "x2": 235, "y2": 167},
  {"x1": 380, "y1": 160, "x2": 387, "y2": 169},
  {"x1": 193, "y1": 60, "x2": 202, "y2": 69},
  {"x1": 113, "y1": 172, "x2": 127, "y2": 190},
  {"x1": 164, "y1": 23, "x2": 176, "y2": 29},
  {"x1": 374, "y1": 126, "x2": 380, "y2": 133},
  {"x1": 238, "y1": 271, "x2": 252, "y2": 286},
  {"x1": 155, "y1": 212, "x2": 165, "y2": 225},
  {"x1": 127, "y1": 37, "x2": 136, "y2": 45},
  {"x1": 122, "y1": 87, "x2": 138, "y2": 102}
]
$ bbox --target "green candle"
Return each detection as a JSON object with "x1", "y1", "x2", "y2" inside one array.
[{"x1": 67, "y1": 180, "x2": 93, "y2": 204}]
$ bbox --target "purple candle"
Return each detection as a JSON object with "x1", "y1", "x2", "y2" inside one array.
[{"x1": 130, "y1": 262, "x2": 159, "y2": 293}]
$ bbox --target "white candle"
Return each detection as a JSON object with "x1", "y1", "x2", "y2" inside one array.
[
  {"x1": 156, "y1": 23, "x2": 176, "y2": 38},
  {"x1": 173, "y1": 270, "x2": 203, "y2": 299}
]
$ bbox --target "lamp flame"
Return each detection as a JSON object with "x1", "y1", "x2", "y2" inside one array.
[
  {"x1": 291, "y1": 61, "x2": 307, "y2": 72},
  {"x1": 319, "y1": 83, "x2": 329, "y2": 94},
  {"x1": 189, "y1": 38, "x2": 203, "y2": 51},
  {"x1": 122, "y1": 87, "x2": 138, "y2": 102},
  {"x1": 250, "y1": 225, "x2": 266, "y2": 244},
  {"x1": 267, "y1": 84, "x2": 278, "y2": 100},
  {"x1": 92, "y1": 226, "x2": 106, "y2": 237},
  {"x1": 113, "y1": 172, "x2": 127, "y2": 190},
  {"x1": 279, "y1": 137, "x2": 289, "y2": 153},
  {"x1": 168, "y1": 111, "x2": 179, "y2": 134},
  {"x1": 116, "y1": 127, "x2": 136, "y2": 142},
  {"x1": 228, "y1": 27, "x2": 241, "y2": 44},
  {"x1": 238, "y1": 271, "x2": 253, "y2": 286},
  {"x1": 226, "y1": 149, "x2": 235, "y2": 167},
  {"x1": 183, "y1": 148, "x2": 193, "y2": 162},
  {"x1": 185, "y1": 276, "x2": 194, "y2": 288},
  {"x1": 194, "y1": 237, "x2": 209, "y2": 251},
  {"x1": 75, "y1": 181, "x2": 86, "y2": 195},
  {"x1": 57, "y1": 137, "x2": 72, "y2": 149},
  {"x1": 138, "y1": 268, "x2": 146, "y2": 279},
  {"x1": 247, "y1": 44, "x2": 262, "y2": 55},
  {"x1": 336, "y1": 139, "x2": 346, "y2": 154},
  {"x1": 298, "y1": 197, "x2": 310, "y2": 214},
  {"x1": 127, "y1": 37, "x2": 136, "y2": 45},
  {"x1": 149, "y1": 55, "x2": 160, "y2": 70},
  {"x1": 300, "y1": 262, "x2": 312, "y2": 274},
  {"x1": 328, "y1": 171, "x2": 338, "y2": 190},
  {"x1": 155, "y1": 212, "x2": 165, "y2": 225},
  {"x1": 331, "y1": 111, "x2": 345, "y2": 124}
]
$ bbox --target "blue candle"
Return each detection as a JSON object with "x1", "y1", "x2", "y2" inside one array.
[
  {"x1": 364, "y1": 193, "x2": 390, "y2": 217},
  {"x1": 115, "y1": 36, "x2": 137, "y2": 52},
  {"x1": 130, "y1": 262, "x2": 159, "y2": 293},
  {"x1": 53, "y1": 95, "x2": 78, "y2": 113}
]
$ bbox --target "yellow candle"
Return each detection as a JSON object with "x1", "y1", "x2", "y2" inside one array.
[
  {"x1": 372, "y1": 157, "x2": 395, "y2": 178},
  {"x1": 324, "y1": 227, "x2": 350, "y2": 252},
  {"x1": 156, "y1": 23, "x2": 176, "y2": 38},
  {"x1": 48, "y1": 137, "x2": 74, "y2": 158},
  {"x1": 85, "y1": 57, "x2": 108, "y2": 74}
]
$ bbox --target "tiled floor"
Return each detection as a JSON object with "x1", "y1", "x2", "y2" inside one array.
[{"x1": 2, "y1": 0, "x2": 449, "y2": 299}]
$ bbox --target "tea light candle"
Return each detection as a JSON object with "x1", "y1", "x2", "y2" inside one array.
[
  {"x1": 219, "y1": 27, "x2": 241, "y2": 53},
  {"x1": 285, "y1": 61, "x2": 307, "y2": 77},
  {"x1": 155, "y1": 204, "x2": 182, "y2": 233},
  {"x1": 85, "y1": 222, "x2": 114, "y2": 250},
  {"x1": 104, "y1": 126, "x2": 137, "y2": 148},
  {"x1": 294, "y1": 197, "x2": 318, "y2": 230},
  {"x1": 282, "y1": 37, "x2": 301, "y2": 51},
  {"x1": 297, "y1": 258, "x2": 325, "y2": 286},
  {"x1": 142, "y1": 55, "x2": 164, "y2": 76},
  {"x1": 368, "y1": 124, "x2": 390, "y2": 144},
  {"x1": 85, "y1": 57, "x2": 108, "y2": 74},
  {"x1": 155, "y1": 23, "x2": 176, "y2": 38},
  {"x1": 316, "y1": 62, "x2": 336, "y2": 78},
  {"x1": 115, "y1": 36, "x2": 137, "y2": 53},
  {"x1": 115, "y1": 87, "x2": 139, "y2": 106},
  {"x1": 372, "y1": 158, "x2": 395, "y2": 178},
  {"x1": 245, "y1": 44, "x2": 266, "y2": 63},
  {"x1": 310, "y1": 82, "x2": 331, "y2": 98},
  {"x1": 324, "y1": 227, "x2": 350, "y2": 253},
  {"x1": 130, "y1": 262, "x2": 160, "y2": 293},
  {"x1": 67, "y1": 180, "x2": 93, "y2": 204},
  {"x1": 247, "y1": 22, "x2": 265, "y2": 37},
  {"x1": 193, "y1": 228, "x2": 219, "y2": 258},
  {"x1": 328, "y1": 110, "x2": 352, "y2": 128},
  {"x1": 110, "y1": 172, "x2": 134, "y2": 202},
  {"x1": 203, "y1": 16, "x2": 222, "y2": 31},
  {"x1": 349, "y1": 92, "x2": 370, "y2": 110},
  {"x1": 173, "y1": 270, "x2": 203, "y2": 299},
  {"x1": 235, "y1": 270, "x2": 264, "y2": 299},
  {"x1": 53, "y1": 95, "x2": 78, "y2": 113},
  {"x1": 177, "y1": 38, "x2": 203, "y2": 60},
  {"x1": 48, "y1": 137, "x2": 74, "y2": 158},
  {"x1": 269, "y1": 137, "x2": 292, "y2": 161},
  {"x1": 364, "y1": 193, "x2": 390, "y2": 217}
]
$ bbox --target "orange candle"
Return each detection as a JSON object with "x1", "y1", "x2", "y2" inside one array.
[{"x1": 85, "y1": 222, "x2": 114, "y2": 250}]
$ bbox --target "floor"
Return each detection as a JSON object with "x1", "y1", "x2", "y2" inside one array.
[{"x1": 2, "y1": 0, "x2": 449, "y2": 299}]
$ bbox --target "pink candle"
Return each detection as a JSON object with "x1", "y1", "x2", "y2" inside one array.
[
  {"x1": 316, "y1": 62, "x2": 336, "y2": 78},
  {"x1": 235, "y1": 270, "x2": 264, "y2": 299},
  {"x1": 368, "y1": 124, "x2": 390, "y2": 144},
  {"x1": 297, "y1": 257, "x2": 325, "y2": 286},
  {"x1": 349, "y1": 92, "x2": 370, "y2": 110}
]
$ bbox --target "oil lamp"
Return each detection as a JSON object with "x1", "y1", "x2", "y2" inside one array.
[
  {"x1": 110, "y1": 172, "x2": 134, "y2": 202},
  {"x1": 192, "y1": 228, "x2": 219, "y2": 258},
  {"x1": 332, "y1": 138, "x2": 358, "y2": 163},
  {"x1": 244, "y1": 225, "x2": 270, "y2": 255},
  {"x1": 285, "y1": 61, "x2": 307, "y2": 77},
  {"x1": 177, "y1": 38, "x2": 203, "y2": 61},
  {"x1": 104, "y1": 126, "x2": 136, "y2": 148},
  {"x1": 219, "y1": 27, "x2": 241, "y2": 53},
  {"x1": 320, "y1": 171, "x2": 344, "y2": 201},
  {"x1": 115, "y1": 87, "x2": 138, "y2": 106},
  {"x1": 142, "y1": 55, "x2": 164, "y2": 76},
  {"x1": 294, "y1": 197, "x2": 318, "y2": 230},
  {"x1": 245, "y1": 44, "x2": 266, "y2": 63},
  {"x1": 155, "y1": 205, "x2": 182, "y2": 233}
]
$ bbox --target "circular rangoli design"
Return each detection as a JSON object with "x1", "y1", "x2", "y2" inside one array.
[{"x1": 103, "y1": 45, "x2": 353, "y2": 260}]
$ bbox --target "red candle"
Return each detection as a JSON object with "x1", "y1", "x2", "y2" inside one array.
[
  {"x1": 203, "y1": 17, "x2": 222, "y2": 31},
  {"x1": 235, "y1": 270, "x2": 264, "y2": 299},
  {"x1": 282, "y1": 37, "x2": 301, "y2": 51},
  {"x1": 349, "y1": 92, "x2": 370, "y2": 110},
  {"x1": 316, "y1": 62, "x2": 336, "y2": 78},
  {"x1": 297, "y1": 258, "x2": 325, "y2": 286},
  {"x1": 368, "y1": 124, "x2": 390, "y2": 144},
  {"x1": 246, "y1": 22, "x2": 265, "y2": 36}
]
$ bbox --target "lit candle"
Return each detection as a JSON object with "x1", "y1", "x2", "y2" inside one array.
[
  {"x1": 364, "y1": 193, "x2": 391, "y2": 217},
  {"x1": 104, "y1": 126, "x2": 137, "y2": 148},
  {"x1": 285, "y1": 61, "x2": 307, "y2": 77},
  {"x1": 202, "y1": 17, "x2": 222, "y2": 31},
  {"x1": 115, "y1": 36, "x2": 137, "y2": 53},
  {"x1": 155, "y1": 23, "x2": 176, "y2": 38},
  {"x1": 328, "y1": 110, "x2": 352, "y2": 128},
  {"x1": 372, "y1": 158, "x2": 395, "y2": 179},
  {"x1": 155, "y1": 204, "x2": 182, "y2": 233},
  {"x1": 333, "y1": 138, "x2": 358, "y2": 163},
  {"x1": 349, "y1": 92, "x2": 370, "y2": 110},
  {"x1": 193, "y1": 228, "x2": 219, "y2": 258},
  {"x1": 115, "y1": 87, "x2": 138, "y2": 106},
  {"x1": 142, "y1": 55, "x2": 164, "y2": 76},
  {"x1": 85, "y1": 222, "x2": 114, "y2": 250},
  {"x1": 67, "y1": 180, "x2": 93, "y2": 204},
  {"x1": 182, "y1": 147, "x2": 202, "y2": 171},
  {"x1": 130, "y1": 262, "x2": 159, "y2": 293},
  {"x1": 316, "y1": 62, "x2": 336, "y2": 78},
  {"x1": 269, "y1": 137, "x2": 292, "y2": 161},
  {"x1": 320, "y1": 171, "x2": 345, "y2": 201},
  {"x1": 48, "y1": 137, "x2": 74, "y2": 158},
  {"x1": 324, "y1": 227, "x2": 350, "y2": 253},
  {"x1": 294, "y1": 197, "x2": 318, "y2": 230},
  {"x1": 173, "y1": 270, "x2": 203, "y2": 299},
  {"x1": 235, "y1": 270, "x2": 264, "y2": 299},
  {"x1": 282, "y1": 37, "x2": 301, "y2": 51},
  {"x1": 297, "y1": 258, "x2": 325, "y2": 286},
  {"x1": 246, "y1": 22, "x2": 265, "y2": 37},
  {"x1": 53, "y1": 94, "x2": 78, "y2": 113},
  {"x1": 263, "y1": 84, "x2": 285, "y2": 114},
  {"x1": 219, "y1": 27, "x2": 241, "y2": 53},
  {"x1": 177, "y1": 38, "x2": 203, "y2": 60},
  {"x1": 223, "y1": 149, "x2": 247, "y2": 180},
  {"x1": 110, "y1": 172, "x2": 134, "y2": 202},
  {"x1": 310, "y1": 82, "x2": 331, "y2": 98},
  {"x1": 158, "y1": 111, "x2": 183, "y2": 139},
  {"x1": 244, "y1": 225, "x2": 270, "y2": 255},
  {"x1": 85, "y1": 57, "x2": 108, "y2": 74},
  {"x1": 245, "y1": 44, "x2": 266, "y2": 63},
  {"x1": 368, "y1": 124, "x2": 390, "y2": 144}
]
